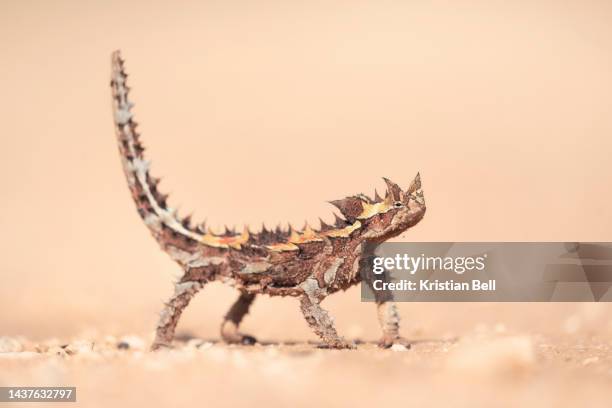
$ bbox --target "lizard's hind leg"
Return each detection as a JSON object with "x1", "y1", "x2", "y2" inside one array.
[
  {"x1": 299, "y1": 295, "x2": 354, "y2": 349},
  {"x1": 220, "y1": 292, "x2": 257, "y2": 345},
  {"x1": 152, "y1": 281, "x2": 204, "y2": 350}
]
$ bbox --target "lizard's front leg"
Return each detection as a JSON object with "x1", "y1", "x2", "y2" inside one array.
[
  {"x1": 376, "y1": 300, "x2": 411, "y2": 348},
  {"x1": 151, "y1": 280, "x2": 204, "y2": 350},
  {"x1": 299, "y1": 294, "x2": 354, "y2": 349},
  {"x1": 220, "y1": 292, "x2": 257, "y2": 345},
  {"x1": 362, "y1": 256, "x2": 411, "y2": 349}
]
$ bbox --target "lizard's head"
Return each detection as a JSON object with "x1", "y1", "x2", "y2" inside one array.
[{"x1": 329, "y1": 173, "x2": 425, "y2": 243}]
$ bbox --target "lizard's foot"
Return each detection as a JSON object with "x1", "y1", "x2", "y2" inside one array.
[
  {"x1": 150, "y1": 341, "x2": 173, "y2": 351},
  {"x1": 221, "y1": 321, "x2": 258, "y2": 345},
  {"x1": 322, "y1": 338, "x2": 357, "y2": 350},
  {"x1": 223, "y1": 333, "x2": 258, "y2": 346},
  {"x1": 378, "y1": 335, "x2": 412, "y2": 349}
]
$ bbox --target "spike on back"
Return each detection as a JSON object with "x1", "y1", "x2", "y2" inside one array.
[
  {"x1": 224, "y1": 225, "x2": 236, "y2": 236},
  {"x1": 333, "y1": 213, "x2": 348, "y2": 227},
  {"x1": 318, "y1": 217, "x2": 333, "y2": 231},
  {"x1": 407, "y1": 172, "x2": 422, "y2": 195},
  {"x1": 374, "y1": 189, "x2": 383, "y2": 203},
  {"x1": 382, "y1": 177, "x2": 402, "y2": 201},
  {"x1": 328, "y1": 197, "x2": 364, "y2": 222},
  {"x1": 182, "y1": 214, "x2": 193, "y2": 229}
]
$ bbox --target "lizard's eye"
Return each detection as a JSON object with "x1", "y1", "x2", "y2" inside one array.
[{"x1": 393, "y1": 201, "x2": 403, "y2": 208}]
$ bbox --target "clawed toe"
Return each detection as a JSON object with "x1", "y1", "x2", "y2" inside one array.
[
  {"x1": 222, "y1": 332, "x2": 258, "y2": 346},
  {"x1": 321, "y1": 339, "x2": 356, "y2": 350},
  {"x1": 150, "y1": 342, "x2": 173, "y2": 351},
  {"x1": 240, "y1": 335, "x2": 257, "y2": 345},
  {"x1": 378, "y1": 336, "x2": 412, "y2": 349}
]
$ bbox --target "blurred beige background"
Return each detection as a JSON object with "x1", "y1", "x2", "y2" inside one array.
[{"x1": 0, "y1": 0, "x2": 611, "y2": 341}]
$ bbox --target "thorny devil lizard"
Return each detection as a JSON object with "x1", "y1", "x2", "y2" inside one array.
[{"x1": 110, "y1": 51, "x2": 426, "y2": 350}]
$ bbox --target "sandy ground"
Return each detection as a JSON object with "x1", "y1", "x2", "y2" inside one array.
[{"x1": 2, "y1": 303, "x2": 611, "y2": 408}]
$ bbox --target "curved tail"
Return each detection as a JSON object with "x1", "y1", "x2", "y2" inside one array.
[{"x1": 111, "y1": 51, "x2": 205, "y2": 254}]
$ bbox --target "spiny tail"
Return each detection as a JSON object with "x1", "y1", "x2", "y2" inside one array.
[{"x1": 111, "y1": 51, "x2": 204, "y2": 253}]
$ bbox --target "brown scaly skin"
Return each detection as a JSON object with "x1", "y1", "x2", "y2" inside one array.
[{"x1": 110, "y1": 51, "x2": 426, "y2": 350}]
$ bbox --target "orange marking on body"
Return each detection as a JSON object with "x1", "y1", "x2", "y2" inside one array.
[
  {"x1": 201, "y1": 226, "x2": 250, "y2": 249},
  {"x1": 267, "y1": 221, "x2": 362, "y2": 252},
  {"x1": 321, "y1": 221, "x2": 362, "y2": 237},
  {"x1": 357, "y1": 195, "x2": 393, "y2": 219}
]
